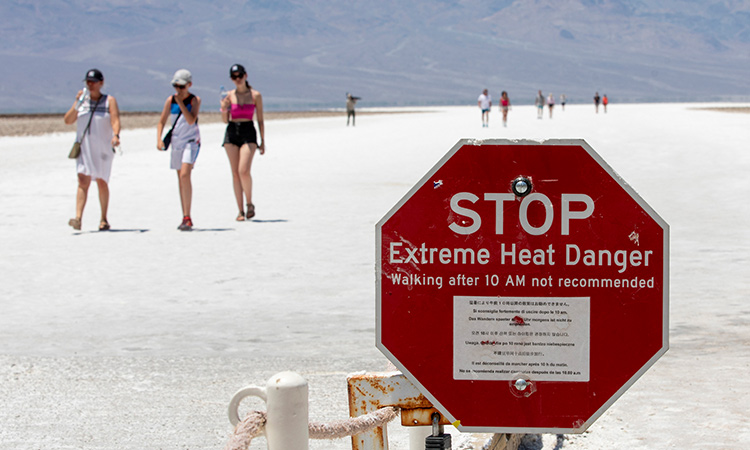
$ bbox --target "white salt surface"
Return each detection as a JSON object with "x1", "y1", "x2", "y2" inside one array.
[{"x1": 0, "y1": 103, "x2": 749, "y2": 449}]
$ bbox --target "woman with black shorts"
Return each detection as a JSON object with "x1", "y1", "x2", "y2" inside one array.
[{"x1": 220, "y1": 64, "x2": 265, "y2": 221}]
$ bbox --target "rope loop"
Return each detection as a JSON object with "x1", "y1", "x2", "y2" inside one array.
[
  {"x1": 225, "y1": 410, "x2": 267, "y2": 450},
  {"x1": 225, "y1": 407, "x2": 399, "y2": 450}
]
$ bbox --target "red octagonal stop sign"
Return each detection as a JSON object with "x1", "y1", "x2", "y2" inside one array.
[{"x1": 376, "y1": 139, "x2": 668, "y2": 433}]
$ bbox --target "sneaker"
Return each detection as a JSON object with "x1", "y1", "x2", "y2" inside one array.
[{"x1": 178, "y1": 216, "x2": 193, "y2": 231}]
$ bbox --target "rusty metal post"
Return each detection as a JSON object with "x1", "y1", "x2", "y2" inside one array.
[{"x1": 347, "y1": 371, "x2": 449, "y2": 450}]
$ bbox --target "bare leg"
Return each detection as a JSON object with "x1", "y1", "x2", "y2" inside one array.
[
  {"x1": 239, "y1": 143, "x2": 257, "y2": 218},
  {"x1": 238, "y1": 143, "x2": 256, "y2": 200},
  {"x1": 71, "y1": 173, "x2": 91, "y2": 229},
  {"x1": 224, "y1": 143, "x2": 244, "y2": 216},
  {"x1": 96, "y1": 178, "x2": 109, "y2": 227},
  {"x1": 177, "y1": 164, "x2": 193, "y2": 217}
]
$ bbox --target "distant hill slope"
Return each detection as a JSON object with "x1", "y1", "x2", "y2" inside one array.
[{"x1": 1, "y1": 0, "x2": 748, "y2": 112}]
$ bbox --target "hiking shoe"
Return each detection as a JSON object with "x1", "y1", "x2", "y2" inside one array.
[{"x1": 178, "y1": 216, "x2": 193, "y2": 231}]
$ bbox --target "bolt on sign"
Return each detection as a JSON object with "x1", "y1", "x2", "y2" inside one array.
[{"x1": 376, "y1": 139, "x2": 669, "y2": 434}]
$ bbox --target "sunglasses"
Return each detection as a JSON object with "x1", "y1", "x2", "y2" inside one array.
[
  {"x1": 172, "y1": 84, "x2": 187, "y2": 89},
  {"x1": 230, "y1": 73, "x2": 244, "y2": 80}
]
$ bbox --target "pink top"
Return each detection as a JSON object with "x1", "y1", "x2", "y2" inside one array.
[{"x1": 230, "y1": 103, "x2": 255, "y2": 121}]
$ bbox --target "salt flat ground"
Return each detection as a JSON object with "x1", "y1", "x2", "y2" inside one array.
[{"x1": 0, "y1": 103, "x2": 748, "y2": 449}]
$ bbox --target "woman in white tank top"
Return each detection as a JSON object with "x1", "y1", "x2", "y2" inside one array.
[{"x1": 63, "y1": 68, "x2": 121, "y2": 231}]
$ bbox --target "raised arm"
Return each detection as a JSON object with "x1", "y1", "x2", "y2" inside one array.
[
  {"x1": 63, "y1": 90, "x2": 83, "y2": 125},
  {"x1": 177, "y1": 95, "x2": 200, "y2": 125}
]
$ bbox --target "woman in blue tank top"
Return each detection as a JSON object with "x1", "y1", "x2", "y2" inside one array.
[{"x1": 157, "y1": 69, "x2": 202, "y2": 231}]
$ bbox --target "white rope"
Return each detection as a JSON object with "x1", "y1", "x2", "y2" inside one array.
[
  {"x1": 309, "y1": 406, "x2": 398, "y2": 439},
  {"x1": 225, "y1": 407, "x2": 399, "y2": 450}
]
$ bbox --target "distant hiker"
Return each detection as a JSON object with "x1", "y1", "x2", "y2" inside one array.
[
  {"x1": 500, "y1": 91, "x2": 511, "y2": 127},
  {"x1": 157, "y1": 69, "x2": 201, "y2": 231},
  {"x1": 535, "y1": 90, "x2": 545, "y2": 119},
  {"x1": 602, "y1": 94, "x2": 609, "y2": 113},
  {"x1": 560, "y1": 94, "x2": 567, "y2": 111},
  {"x1": 221, "y1": 64, "x2": 265, "y2": 221},
  {"x1": 478, "y1": 89, "x2": 491, "y2": 127},
  {"x1": 547, "y1": 93, "x2": 555, "y2": 118},
  {"x1": 63, "y1": 68, "x2": 121, "y2": 232},
  {"x1": 594, "y1": 92, "x2": 601, "y2": 113},
  {"x1": 346, "y1": 93, "x2": 360, "y2": 126}
]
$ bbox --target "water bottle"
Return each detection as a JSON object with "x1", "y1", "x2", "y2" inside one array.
[
  {"x1": 76, "y1": 86, "x2": 90, "y2": 111},
  {"x1": 220, "y1": 85, "x2": 228, "y2": 108}
]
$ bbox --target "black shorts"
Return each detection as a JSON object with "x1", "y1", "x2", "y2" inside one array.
[{"x1": 223, "y1": 121, "x2": 257, "y2": 147}]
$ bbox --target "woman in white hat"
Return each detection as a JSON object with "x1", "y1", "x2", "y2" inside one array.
[
  {"x1": 63, "y1": 68, "x2": 121, "y2": 231},
  {"x1": 157, "y1": 68, "x2": 202, "y2": 231}
]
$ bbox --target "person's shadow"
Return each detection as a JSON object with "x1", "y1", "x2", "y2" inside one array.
[
  {"x1": 72, "y1": 219, "x2": 290, "y2": 233},
  {"x1": 74, "y1": 228, "x2": 150, "y2": 234},
  {"x1": 247, "y1": 219, "x2": 288, "y2": 223}
]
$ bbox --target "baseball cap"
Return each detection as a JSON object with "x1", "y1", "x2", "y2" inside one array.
[
  {"x1": 171, "y1": 69, "x2": 192, "y2": 85},
  {"x1": 229, "y1": 64, "x2": 246, "y2": 76},
  {"x1": 84, "y1": 69, "x2": 104, "y2": 82}
]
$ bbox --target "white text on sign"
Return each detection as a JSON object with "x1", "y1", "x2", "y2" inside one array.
[{"x1": 449, "y1": 192, "x2": 594, "y2": 236}]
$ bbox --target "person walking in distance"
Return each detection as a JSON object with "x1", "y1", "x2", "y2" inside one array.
[
  {"x1": 594, "y1": 92, "x2": 601, "y2": 113},
  {"x1": 547, "y1": 93, "x2": 555, "y2": 119},
  {"x1": 602, "y1": 94, "x2": 609, "y2": 113},
  {"x1": 63, "y1": 68, "x2": 121, "y2": 231},
  {"x1": 535, "y1": 90, "x2": 545, "y2": 119},
  {"x1": 346, "y1": 93, "x2": 360, "y2": 126},
  {"x1": 220, "y1": 64, "x2": 265, "y2": 221},
  {"x1": 157, "y1": 69, "x2": 201, "y2": 231},
  {"x1": 500, "y1": 91, "x2": 511, "y2": 127},
  {"x1": 478, "y1": 89, "x2": 491, "y2": 127},
  {"x1": 560, "y1": 93, "x2": 567, "y2": 111}
]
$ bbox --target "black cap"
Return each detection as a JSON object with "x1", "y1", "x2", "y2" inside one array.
[
  {"x1": 229, "y1": 64, "x2": 246, "y2": 76},
  {"x1": 84, "y1": 68, "x2": 104, "y2": 82}
]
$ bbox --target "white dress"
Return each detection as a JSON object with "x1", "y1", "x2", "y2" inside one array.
[{"x1": 76, "y1": 95, "x2": 114, "y2": 182}]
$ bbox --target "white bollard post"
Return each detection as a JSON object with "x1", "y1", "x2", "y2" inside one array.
[{"x1": 229, "y1": 371, "x2": 309, "y2": 450}]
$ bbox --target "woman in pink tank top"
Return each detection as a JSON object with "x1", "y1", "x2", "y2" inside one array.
[{"x1": 220, "y1": 64, "x2": 266, "y2": 221}]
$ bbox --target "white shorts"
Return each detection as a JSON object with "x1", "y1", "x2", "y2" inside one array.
[{"x1": 170, "y1": 140, "x2": 200, "y2": 170}]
